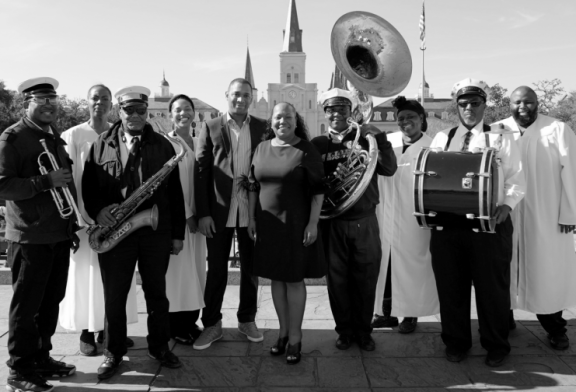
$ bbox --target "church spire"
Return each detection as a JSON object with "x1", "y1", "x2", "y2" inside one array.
[
  {"x1": 244, "y1": 46, "x2": 256, "y2": 90},
  {"x1": 282, "y1": 0, "x2": 303, "y2": 53}
]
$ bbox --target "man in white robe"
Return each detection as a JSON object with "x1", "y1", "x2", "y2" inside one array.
[{"x1": 494, "y1": 86, "x2": 576, "y2": 350}]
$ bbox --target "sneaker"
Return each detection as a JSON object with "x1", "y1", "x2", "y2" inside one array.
[
  {"x1": 193, "y1": 320, "x2": 223, "y2": 350},
  {"x1": 148, "y1": 350, "x2": 182, "y2": 369},
  {"x1": 35, "y1": 357, "x2": 76, "y2": 378},
  {"x1": 7, "y1": 372, "x2": 53, "y2": 392},
  {"x1": 238, "y1": 321, "x2": 264, "y2": 342}
]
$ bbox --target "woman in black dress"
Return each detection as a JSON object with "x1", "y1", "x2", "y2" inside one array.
[{"x1": 247, "y1": 102, "x2": 325, "y2": 364}]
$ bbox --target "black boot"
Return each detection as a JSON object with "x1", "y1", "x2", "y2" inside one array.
[{"x1": 371, "y1": 298, "x2": 399, "y2": 328}]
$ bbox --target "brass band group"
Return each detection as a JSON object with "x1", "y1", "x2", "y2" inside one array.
[{"x1": 2, "y1": 20, "x2": 576, "y2": 392}]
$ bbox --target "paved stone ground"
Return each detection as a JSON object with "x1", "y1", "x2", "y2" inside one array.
[{"x1": 1, "y1": 285, "x2": 576, "y2": 391}]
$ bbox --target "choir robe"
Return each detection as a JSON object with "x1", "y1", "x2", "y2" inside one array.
[
  {"x1": 374, "y1": 131, "x2": 439, "y2": 317},
  {"x1": 58, "y1": 122, "x2": 138, "y2": 332},
  {"x1": 165, "y1": 133, "x2": 206, "y2": 312},
  {"x1": 495, "y1": 115, "x2": 576, "y2": 313}
]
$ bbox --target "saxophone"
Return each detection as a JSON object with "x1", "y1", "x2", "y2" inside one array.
[{"x1": 87, "y1": 130, "x2": 187, "y2": 253}]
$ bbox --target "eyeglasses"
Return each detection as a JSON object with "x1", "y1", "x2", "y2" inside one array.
[
  {"x1": 457, "y1": 101, "x2": 484, "y2": 108},
  {"x1": 121, "y1": 106, "x2": 147, "y2": 116},
  {"x1": 29, "y1": 97, "x2": 59, "y2": 105},
  {"x1": 325, "y1": 107, "x2": 349, "y2": 115}
]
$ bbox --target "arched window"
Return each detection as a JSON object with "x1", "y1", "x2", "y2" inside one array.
[
  {"x1": 287, "y1": 73, "x2": 291, "y2": 83},
  {"x1": 294, "y1": 73, "x2": 299, "y2": 83},
  {"x1": 386, "y1": 111, "x2": 395, "y2": 121},
  {"x1": 309, "y1": 100, "x2": 311, "y2": 109},
  {"x1": 373, "y1": 112, "x2": 382, "y2": 121}
]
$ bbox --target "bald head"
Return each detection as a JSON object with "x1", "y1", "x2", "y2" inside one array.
[{"x1": 510, "y1": 86, "x2": 539, "y2": 128}]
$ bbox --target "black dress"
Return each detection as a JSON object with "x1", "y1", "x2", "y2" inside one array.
[{"x1": 250, "y1": 139, "x2": 326, "y2": 282}]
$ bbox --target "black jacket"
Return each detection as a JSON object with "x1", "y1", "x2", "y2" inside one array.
[
  {"x1": 0, "y1": 117, "x2": 77, "y2": 243},
  {"x1": 82, "y1": 122, "x2": 186, "y2": 240}
]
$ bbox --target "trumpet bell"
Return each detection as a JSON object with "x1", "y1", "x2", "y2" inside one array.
[{"x1": 331, "y1": 11, "x2": 412, "y2": 98}]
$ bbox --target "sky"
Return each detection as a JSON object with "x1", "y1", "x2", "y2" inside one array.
[{"x1": 1, "y1": 0, "x2": 575, "y2": 113}]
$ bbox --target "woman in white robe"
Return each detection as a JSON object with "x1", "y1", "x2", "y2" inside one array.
[
  {"x1": 164, "y1": 94, "x2": 206, "y2": 344},
  {"x1": 59, "y1": 84, "x2": 138, "y2": 355},
  {"x1": 372, "y1": 97, "x2": 439, "y2": 333}
]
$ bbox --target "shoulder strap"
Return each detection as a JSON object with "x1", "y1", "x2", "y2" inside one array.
[
  {"x1": 483, "y1": 124, "x2": 491, "y2": 147},
  {"x1": 444, "y1": 127, "x2": 459, "y2": 151}
]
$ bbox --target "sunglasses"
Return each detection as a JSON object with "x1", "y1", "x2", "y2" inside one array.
[
  {"x1": 325, "y1": 107, "x2": 349, "y2": 115},
  {"x1": 121, "y1": 106, "x2": 147, "y2": 116},
  {"x1": 457, "y1": 101, "x2": 484, "y2": 108},
  {"x1": 30, "y1": 97, "x2": 59, "y2": 105}
]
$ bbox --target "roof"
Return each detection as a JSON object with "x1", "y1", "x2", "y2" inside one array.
[
  {"x1": 282, "y1": 0, "x2": 303, "y2": 53},
  {"x1": 374, "y1": 97, "x2": 452, "y2": 111},
  {"x1": 245, "y1": 47, "x2": 256, "y2": 89}
]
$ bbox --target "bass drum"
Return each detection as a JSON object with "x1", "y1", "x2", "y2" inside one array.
[{"x1": 413, "y1": 148, "x2": 504, "y2": 233}]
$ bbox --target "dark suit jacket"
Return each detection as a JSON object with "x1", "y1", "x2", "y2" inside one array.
[{"x1": 195, "y1": 114, "x2": 267, "y2": 232}]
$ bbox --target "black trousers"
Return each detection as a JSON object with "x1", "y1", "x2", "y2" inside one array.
[
  {"x1": 169, "y1": 310, "x2": 201, "y2": 338},
  {"x1": 202, "y1": 226, "x2": 258, "y2": 327},
  {"x1": 6, "y1": 240, "x2": 70, "y2": 374},
  {"x1": 99, "y1": 228, "x2": 171, "y2": 358},
  {"x1": 537, "y1": 311, "x2": 567, "y2": 336},
  {"x1": 324, "y1": 214, "x2": 382, "y2": 336},
  {"x1": 430, "y1": 217, "x2": 513, "y2": 355}
]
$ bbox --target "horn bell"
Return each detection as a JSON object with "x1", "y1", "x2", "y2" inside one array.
[{"x1": 331, "y1": 11, "x2": 412, "y2": 98}]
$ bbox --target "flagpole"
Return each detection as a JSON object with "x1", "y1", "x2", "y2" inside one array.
[
  {"x1": 420, "y1": 1, "x2": 426, "y2": 108},
  {"x1": 421, "y1": 47, "x2": 425, "y2": 108}
]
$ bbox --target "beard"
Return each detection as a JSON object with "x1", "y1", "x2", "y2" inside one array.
[{"x1": 513, "y1": 108, "x2": 538, "y2": 128}]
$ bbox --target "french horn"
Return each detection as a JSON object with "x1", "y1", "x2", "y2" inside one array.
[{"x1": 321, "y1": 11, "x2": 412, "y2": 219}]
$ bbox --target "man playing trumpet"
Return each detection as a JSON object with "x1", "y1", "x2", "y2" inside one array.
[{"x1": 0, "y1": 77, "x2": 78, "y2": 392}]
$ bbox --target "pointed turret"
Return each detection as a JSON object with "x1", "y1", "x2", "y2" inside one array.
[
  {"x1": 282, "y1": 0, "x2": 303, "y2": 53},
  {"x1": 244, "y1": 47, "x2": 256, "y2": 90},
  {"x1": 329, "y1": 64, "x2": 347, "y2": 90}
]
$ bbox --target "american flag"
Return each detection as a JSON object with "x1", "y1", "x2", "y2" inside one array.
[{"x1": 419, "y1": 2, "x2": 426, "y2": 50}]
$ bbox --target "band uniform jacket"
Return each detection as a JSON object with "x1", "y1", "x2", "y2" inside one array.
[
  {"x1": 82, "y1": 122, "x2": 185, "y2": 241},
  {"x1": 0, "y1": 117, "x2": 77, "y2": 243},
  {"x1": 194, "y1": 114, "x2": 267, "y2": 232}
]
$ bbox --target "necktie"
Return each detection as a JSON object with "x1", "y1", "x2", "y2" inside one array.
[
  {"x1": 461, "y1": 131, "x2": 472, "y2": 152},
  {"x1": 124, "y1": 137, "x2": 141, "y2": 197}
]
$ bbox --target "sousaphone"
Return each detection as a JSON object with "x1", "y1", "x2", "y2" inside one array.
[{"x1": 321, "y1": 11, "x2": 412, "y2": 219}]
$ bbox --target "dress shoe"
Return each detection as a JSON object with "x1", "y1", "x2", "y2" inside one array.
[
  {"x1": 97, "y1": 356, "x2": 123, "y2": 380},
  {"x1": 148, "y1": 349, "x2": 182, "y2": 369},
  {"x1": 335, "y1": 334, "x2": 353, "y2": 350},
  {"x1": 371, "y1": 314, "x2": 399, "y2": 328},
  {"x1": 548, "y1": 333, "x2": 570, "y2": 350},
  {"x1": 445, "y1": 347, "x2": 467, "y2": 363},
  {"x1": 80, "y1": 340, "x2": 97, "y2": 356},
  {"x1": 485, "y1": 351, "x2": 507, "y2": 367},
  {"x1": 398, "y1": 317, "x2": 418, "y2": 334},
  {"x1": 270, "y1": 336, "x2": 289, "y2": 356},
  {"x1": 356, "y1": 334, "x2": 376, "y2": 351},
  {"x1": 286, "y1": 342, "x2": 302, "y2": 365},
  {"x1": 125, "y1": 337, "x2": 134, "y2": 348}
]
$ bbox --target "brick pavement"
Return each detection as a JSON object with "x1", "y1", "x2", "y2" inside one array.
[{"x1": 1, "y1": 285, "x2": 576, "y2": 391}]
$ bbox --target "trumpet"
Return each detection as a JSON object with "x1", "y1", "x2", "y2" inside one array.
[{"x1": 38, "y1": 139, "x2": 85, "y2": 230}]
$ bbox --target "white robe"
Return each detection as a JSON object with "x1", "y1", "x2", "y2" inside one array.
[
  {"x1": 165, "y1": 133, "x2": 206, "y2": 312},
  {"x1": 59, "y1": 122, "x2": 138, "y2": 332},
  {"x1": 374, "y1": 131, "x2": 440, "y2": 317},
  {"x1": 495, "y1": 115, "x2": 576, "y2": 313}
]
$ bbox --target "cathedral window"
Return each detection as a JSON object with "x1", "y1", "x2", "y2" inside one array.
[
  {"x1": 373, "y1": 112, "x2": 382, "y2": 121},
  {"x1": 441, "y1": 111, "x2": 448, "y2": 120},
  {"x1": 287, "y1": 73, "x2": 291, "y2": 83},
  {"x1": 428, "y1": 111, "x2": 435, "y2": 118},
  {"x1": 386, "y1": 111, "x2": 395, "y2": 121},
  {"x1": 294, "y1": 73, "x2": 299, "y2": 83},
  {"x1": 309, "y1": 100, "x2": 311, "y2": 109}
]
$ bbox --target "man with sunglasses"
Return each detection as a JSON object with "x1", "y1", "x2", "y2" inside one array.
[
  {"x1": 82, "y1": 86, "x2": 186, "y2": 380},
  {"x1": 429, "y1": 78, "x2": 525, "y2": 367},
  {"x1": 0, "y1": 77, "x2": 78, "y2": 392},
  {"x1": 495, "y1": 86, "x2": 576, "y2": 351},
  {"x1": 311, "y1": 88, "x2": 397, "y2": 352}
]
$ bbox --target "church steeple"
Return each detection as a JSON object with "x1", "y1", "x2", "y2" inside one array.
[
  {"x1": 244, "y1": 46, "x2": 256, "y2": 90},
  {"x1": 282, "y1": 0, "x2": 303, "y2": 53}
]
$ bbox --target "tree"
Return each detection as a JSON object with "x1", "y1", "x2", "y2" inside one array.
[
  {"x1": 550, "y1": 91, "x2": 576, "y2": 131},
  {"x1": 533, "y1": 79, "x2": 565, "y2": 114}
]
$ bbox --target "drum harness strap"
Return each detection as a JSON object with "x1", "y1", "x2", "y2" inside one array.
[{"x1": 444, "y1": 124, "x2": 491, "y2": 151}]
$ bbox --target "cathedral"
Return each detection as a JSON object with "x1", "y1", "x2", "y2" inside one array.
[{"x1": 245, "y1": 0, "x2": 328, "y2": 138}]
